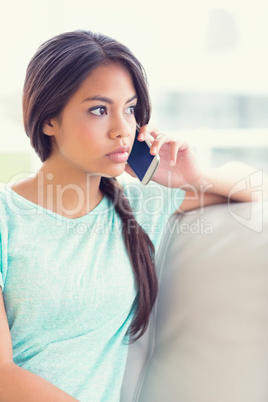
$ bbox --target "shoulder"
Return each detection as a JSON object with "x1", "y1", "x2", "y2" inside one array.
[
  {"x1": 116, "y1": 174, "x2": 185, "y2": 251},
  {"x1": 0, "y1": 184, "x2": 9, "y2": 212},
  {"x1": 3, "y1": 177, "x2": 37, "y2": 203},
  {"x1": 118, "y1": 172, "x2": 184, "y2": 203},
  {"x1": 117, "y1": 173, "x2": 185, "y2": 219},
  {"x1": 0, "y1": 183, "x2": 29, "y2": 226},
  {"x1": 0, "y1": 184, "x2": 13, "y2": 230},
  {"x1": 0, "y1": 184, "x2": 9, "y2": 247}
]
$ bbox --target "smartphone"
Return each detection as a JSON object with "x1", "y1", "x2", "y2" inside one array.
[{"x1": 127, "y1": 128, "x2": 160, "y2": 185}]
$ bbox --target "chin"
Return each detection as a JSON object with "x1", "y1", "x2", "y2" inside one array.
[{"x1": 95, "y1": 166, "x2": 126, "y2": 179}]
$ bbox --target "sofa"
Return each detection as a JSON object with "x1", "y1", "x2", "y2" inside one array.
[{"x1": 121, "y1": 200, "x2": 268, "y2": 402}]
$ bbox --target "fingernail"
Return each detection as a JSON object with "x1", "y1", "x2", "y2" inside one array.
[
  {"x1": 151, "y1": 147, "x2": 157, "y2": 154},
  {"x1": 170, "y1": 160, "x2": 174, "y2": 166},
  {"x1": 139, "y1": 134, "x2": 144, "y2": 140}
]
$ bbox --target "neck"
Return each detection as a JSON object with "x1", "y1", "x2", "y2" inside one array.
[{"x1": 34, "y1": 157, "x2": 103, "y2": 219}]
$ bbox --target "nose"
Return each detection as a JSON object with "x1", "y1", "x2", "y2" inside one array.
[
  {"x1": 108, "y1": 116, "x2": 132, "y2": 140},
  {"x1": 108, "y1": 127, "x2": 131, "y2": 140}
]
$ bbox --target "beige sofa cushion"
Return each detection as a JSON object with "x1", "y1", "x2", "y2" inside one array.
[{"x1": 121, "y1": 201, "x2": 268, "y2": 402}]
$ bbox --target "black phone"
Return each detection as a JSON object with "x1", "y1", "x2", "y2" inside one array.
[{"x1": 127, "y1": 128, "x2": 160, "y2": 185}]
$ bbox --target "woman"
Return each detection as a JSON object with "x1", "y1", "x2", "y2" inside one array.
[{"x1": 0, "y1": 30, "x2": 263, "y2": 401}]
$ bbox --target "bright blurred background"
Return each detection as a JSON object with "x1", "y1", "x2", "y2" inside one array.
[{"x1": 1, "y1": 0, "x2": 268, "y2": 184}]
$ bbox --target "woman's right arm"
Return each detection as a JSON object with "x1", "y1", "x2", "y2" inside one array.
[{"x1": 0, "y1": 289, "x2": 79, "y2": 402}]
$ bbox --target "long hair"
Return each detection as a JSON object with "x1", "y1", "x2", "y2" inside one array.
[{"x1": 23, "y1": 30, "x2": 157, "y2": 340}]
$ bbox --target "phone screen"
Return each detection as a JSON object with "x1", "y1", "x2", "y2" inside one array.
[{"x1": 127, "y1": 129, "x2": 155, "y2": 181}]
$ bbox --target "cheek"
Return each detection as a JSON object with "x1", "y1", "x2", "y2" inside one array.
[
  {"x1": 79, "y1": 114, "x2": 106, "y2": 138},
  {"x1": 64, "y1": 115, "x2": 100, "y2": 144},
  {"x1": 77, "y1": 128, "x2": 103, "y2": 149},
  {"x1": 129, "y1": 130, "x2": 136, "y2": 149}
]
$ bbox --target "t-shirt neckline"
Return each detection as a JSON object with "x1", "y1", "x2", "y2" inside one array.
[{"x1": 2, "y1": 184, "x2": 108, "y2": 223}]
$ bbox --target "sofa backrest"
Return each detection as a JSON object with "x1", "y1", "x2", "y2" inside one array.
[{"x1": 121, "y1": 201, "x2": 268, "y2": 402}]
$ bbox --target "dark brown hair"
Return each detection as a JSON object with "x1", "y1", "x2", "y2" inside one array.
[{"x1": 23, "y1": 30, "x2": 157, "y2": 340}]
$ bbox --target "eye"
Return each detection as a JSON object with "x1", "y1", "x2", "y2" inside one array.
[
  {"x1": 126, "y1": 105, "x2": 136, "y2": 115},
  {"x1": 88, "y1": 106, "x2": 107, "y2": 116}
]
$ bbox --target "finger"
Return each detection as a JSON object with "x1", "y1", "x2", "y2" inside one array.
[
  {"x1": 169, "y1": 141, "x2": 179, "y2": 166},
  {"x1": 170, "y1": 140, "x2": 190, "y2": 166},
  {"x1": 177, "y1": 139, "x2": 190, "y2": 152},
  {"x1": 137, "y1": 124, "x2": 160, "y2": 141},
  {"x1": 150, "y1": 134, "x2": 173, "y2": 155}
]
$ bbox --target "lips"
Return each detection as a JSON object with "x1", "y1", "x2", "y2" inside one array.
[{"x1": 105, "y1": 146, "x2": 130, "y2": 163}]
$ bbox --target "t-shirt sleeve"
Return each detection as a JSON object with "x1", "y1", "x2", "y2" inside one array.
[
  {"x1": 0, "y1": 273, "x2": 3, "y2": 292},
  {"x1": 0, "y1": 192, "x2": 7, "y2": 292},
  {"x1": 118, "y1": 174, "x2": 185, "y2": 252},
  {"x1": 0, "y1": 228, "x2": 3, "y2": 291}
]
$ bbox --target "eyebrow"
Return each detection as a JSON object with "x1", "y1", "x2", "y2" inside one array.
[{"x1": 81, "y1": 94, "x2": 138, "y2": 104}]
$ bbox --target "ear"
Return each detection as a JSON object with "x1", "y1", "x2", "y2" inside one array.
[{"x1": 42, "y1": 118, "x2": 58, "y2": 136}]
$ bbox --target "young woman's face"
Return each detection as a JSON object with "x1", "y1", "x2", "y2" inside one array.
[{"x1": 47, "y1": 63, "x2": 137, "y2": 178}]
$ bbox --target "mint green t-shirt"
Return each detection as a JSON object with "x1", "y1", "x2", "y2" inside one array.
[{"x1": 0, "y1": 176, "x2": 185, "y2": 401}]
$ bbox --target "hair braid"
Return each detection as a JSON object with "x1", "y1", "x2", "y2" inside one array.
[{"x1": 100, "y1": 177, "x2": 158, "y2": 341}]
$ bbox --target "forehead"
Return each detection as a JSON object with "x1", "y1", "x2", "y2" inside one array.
[{"x1": 75, "y1": 63, "x2": 136, "y2": 101}]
